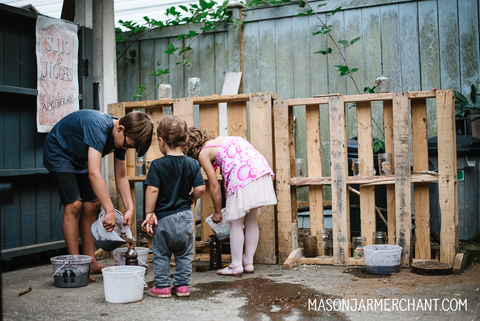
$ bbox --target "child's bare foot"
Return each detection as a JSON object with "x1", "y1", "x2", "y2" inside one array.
[
  {"x1": 89, "y1": 275, "x2": 96, "y2": 282},
  {"x1": 90, "y1": 262, "x2": 106, "y2": 274}
]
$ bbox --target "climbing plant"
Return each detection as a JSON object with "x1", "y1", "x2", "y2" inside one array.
[
  {"x1": 115, "y1": 0, "x2": 242, "y2": 101},
  {"x1": 249, "y1": 0, "x2": 385, "y2": 151}
]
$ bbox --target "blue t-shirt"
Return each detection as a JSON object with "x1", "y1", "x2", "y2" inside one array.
[
  {"x1": 43, "y1": 109, "x2": 127, "y2": 173},
  {"x1": 145, "y1": 155, "x2": 205, "y2": 220}
]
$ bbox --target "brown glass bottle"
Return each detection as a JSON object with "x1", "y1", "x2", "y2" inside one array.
[
  {"x1": 124, "y1": 243, "x2": 138, "y2": 266},
  {"x1": 209, "y1": 235, "x2": 222, "y2": 270}
]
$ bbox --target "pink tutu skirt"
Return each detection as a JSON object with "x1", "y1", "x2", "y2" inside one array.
[{"x1": 224, "y1": 174, "x2": 277, "y2": 222}]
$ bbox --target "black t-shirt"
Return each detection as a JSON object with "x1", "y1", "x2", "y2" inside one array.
[{"x1": 145, "y1": 155, "x2": 205, "y2": 220}]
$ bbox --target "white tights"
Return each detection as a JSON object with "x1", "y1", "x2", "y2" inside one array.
[{"x1": 229, "y1": 207, "x2": 259, "y2": 267}]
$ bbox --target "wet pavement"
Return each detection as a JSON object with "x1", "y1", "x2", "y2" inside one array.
[{"x1": 2, "y1": 258, "x2": 480, "y2": 320}]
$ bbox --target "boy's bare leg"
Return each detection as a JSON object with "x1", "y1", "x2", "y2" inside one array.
[
  {"x1": 80, "y1": 201, "x2": 106, "y2": 275},
  {"x1": 62, "y1": 201, "x2": 83, "y2": 255}
]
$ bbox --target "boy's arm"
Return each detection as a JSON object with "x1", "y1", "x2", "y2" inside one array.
[
  {"x1": 87, "y1": 147, "x2": 116, "y2": 231},
  {"x1": 114, "y1": 156, "x2": 134, "y2": 227}
]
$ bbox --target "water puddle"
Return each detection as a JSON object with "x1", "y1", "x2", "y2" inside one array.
[{"x1": 194, "y1": 277, "x2": 346, "y2": 320}]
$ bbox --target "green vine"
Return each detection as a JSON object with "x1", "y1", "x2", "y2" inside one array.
[
  {"x1": 115, "y1": 0, "x2": 242, "y2": 101},
  {"x1": 249, "y1": 0, "x2": 385, "y2": 152}
]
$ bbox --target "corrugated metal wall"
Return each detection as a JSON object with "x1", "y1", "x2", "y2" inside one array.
[{"x1": 117, "y1": 0, "x2": 480, "y2": 200}]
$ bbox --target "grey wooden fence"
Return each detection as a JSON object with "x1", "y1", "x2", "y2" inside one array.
[{"x1": 116, "y1": 0, "x2": 480, "y2": 201}]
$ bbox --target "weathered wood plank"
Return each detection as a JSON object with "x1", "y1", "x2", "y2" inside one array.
[
  {"x1": 249, "y1": 93, "x2": 276, "y2": 264},
  {"x1": 274, "y1": 100, "x2": 293, "y2": 263},
  {"x1": 419, "y1": 1, "x2": 440, "y2": 137},
  {"x1": 259, "y1": 19, "x2": 277, "y2": 93},
  {"x1": 173, "y1": 98, "x2": 194, "y2": 126},
  {"x1": 357, "y1": 101, "x2": 376, "y2": 246},
  {"x1": 399, "y1": 2, "x2": 421, "y2": 92},
  {"x1": 305, "y1": 104, "x2": 324, "y2": 248},
  {"x1": 393, "y1": 92, "x2": 412, "y2": 267},
  {"x1": 436, "y1": 90, "x2": 458, "y2": 265},
  {"x1": 383, "y1": 99, "x2": 396, "y2": 244},
  {"x1": 227, "y1": 101, "x2": 248, "y2": 139},
  {"x1": 275, "y1": 17, "x2": 293, "y2": 99},
  {"x1": 437, "y1": 0, "x2": 460, "y2": 92},
  {"x1": 411, "y1": 98, "x2": 431, "y2": 259},
  {"x1": 242, "y1": 20, "x2": 259, "y2": 95},
  {"x1": 458, "y1": 0, "x2": 480, "y2": 93},
  {"x1": 329, "y1": 95, "x2": 349, "y2": 265},
  {"x1": 289, "y1": 173, "x2": 438, "y2": 186}
]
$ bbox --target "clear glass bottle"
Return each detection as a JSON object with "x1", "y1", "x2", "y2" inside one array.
[
  {"x1": 124, "y1": 243, "x2": 138, "y2": 266},
  {"x1": 321, "y1": 228, "x2": 333, "y2": 256},
  {"x1": 378, "y1": 153, "x2": 393, "y2": 175}
]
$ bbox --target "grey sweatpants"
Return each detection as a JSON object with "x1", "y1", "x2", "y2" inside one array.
[{"x1": 152, "y1": 209, "x2": 194, "y2": 288}]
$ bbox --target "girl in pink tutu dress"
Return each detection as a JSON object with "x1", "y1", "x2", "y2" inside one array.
[{"x1": 187, "y1": 127, "x2": 277, "y2": 276}]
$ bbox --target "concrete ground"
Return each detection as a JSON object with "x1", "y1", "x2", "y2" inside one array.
[{"x1": 2, "y1": 257, "x2": 480, "y2": 321}]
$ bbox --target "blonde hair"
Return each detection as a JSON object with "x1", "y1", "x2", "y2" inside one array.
[
  {"x1": 186, "y1": 127, "x2": 215, "y2": 160},
  {"x1": 157, "y1": 115, "x2": 188, "y2": 150},
  {"x1": 119, "y1": 111, "x2": 155, "y2": 157}
]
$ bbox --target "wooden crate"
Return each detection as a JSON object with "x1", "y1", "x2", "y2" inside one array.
[
  {"x1": 275, "y1": 90, "x2": 458, "y2": 268},
  {"x1": 108, "y1": 92, "x2": 277, "y2": 263}
]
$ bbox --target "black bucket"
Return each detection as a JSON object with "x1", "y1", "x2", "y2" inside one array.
[{"x1": 51, "y1": 255, "x2": 92, "y2": 288}]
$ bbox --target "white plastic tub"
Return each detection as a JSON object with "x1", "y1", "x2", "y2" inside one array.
[
  {"x1": 363, "y1": 244, "x2": 402, "y2": 274},
  {"x1": 112, "y1": 247, "x2": 149, "y2": 267},
  {"x1": 102, "y1": 266, "x2": 147, "y2": 304}
]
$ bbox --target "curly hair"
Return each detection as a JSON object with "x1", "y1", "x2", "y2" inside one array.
[
  {"x1": 119, "y1": 111, "x2": 155, "y2": 157},
  {"x1": 186, "y1": 127, "x2": 215, "y2": 160},
  {"x1": 157, "y1": 115, "x2": 188, "y2": 150}
]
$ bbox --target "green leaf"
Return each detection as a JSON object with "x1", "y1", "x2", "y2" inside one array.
[
  {"x1": 297, "y1": 13, "x2": 306, "y2": 16},
  {"x1": 115, "y1": 34, "x2": 124, "y2": 42},
  {"x1": 364, "y1": 86, "x2": 376, "y2": 94},
  {"x1": 306, "y1": 9, "x2": 313, "y2": 15},
  {"x1": 335, "y1": 65, "x2": 349, "y2": 72},
  {"x1": 373, "y1": 139, "x2": 385, "y2": 154},
  {"x1": 350, "y1": 68, "x2": 359, "y2": 73},
  {"x1": 129, "y1": 50, "x2": 137, "y2": 58},
  {"x1": 338, "y1": 40, "x2": 348, "y2": 46},
  {"x1": 455, "y1": 91, "x2": 470, "y2": 104},
  {"x1": 314, "y1": 48, "x2": 332, "y2": 55},
  {"x1": 332, "y1": 6, "x2": 342, "y2": 15},
  {"x1": 179, "y1": 5, "x2": 188, "y2": 12},
  {"x1": 471, "y1": 84, "x2": 477, "y2": 106},
  {"x1": 164, "y1": 43, "x2": 179, "y2": 55},
  {"x1": 350, "y1": 36, "x2": 361, "y2": 45}
]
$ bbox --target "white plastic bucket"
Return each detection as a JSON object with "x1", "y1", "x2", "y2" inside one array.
[
  {"x1": 51, "y1": 255, "x2": 92, "y2": 288},
  {"x1": 112, "y1": 247, "x2": 149, "y2": 267},
  {"x1": 90, "y1": 209, "x2": 132, "y2": 252},
  {"x1": 363, "y1": 244, "x2": 402, "y2": 274},
  {"x1": 102, "y1": 266, "x2": 147, "y2": 304}
]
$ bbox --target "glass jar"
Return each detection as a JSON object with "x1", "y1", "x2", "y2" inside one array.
[
  {"x1": 351, "y1": 236, "x2": 365, "y2": 258},
  {"x1": 378, "y1": 153, "x2": 393, "y2": 175},
  {"x1": 136, "y1": 156, "x2": 146, "y2": 176},
  {"x1": 295, "y1": 158, "x2": 306, "y2": 177},
  {"x1": 321, "y1": 228, "x2": 333, "y2": 256},
  {"x1": 158, "y1": 84, "x2": 172, "y2": 99},
  {"x1": 375, "y1": 231, "x2": 387, "y2": 244},
  {"x1": 188, "y1": 77, "x2": 201, "y2": 97},
  {"x1": 375, "y1": 75, "x2": 391, "y2": 93},
  {"x1": 368, "y1": 166, "x2": 376, "y2": 176},
  {"x1": 351, "y1": 158, "x2": 362, "y2": 176},
  {"x1": 124, "y1": 243, "x2": 138, "y2": 266}
]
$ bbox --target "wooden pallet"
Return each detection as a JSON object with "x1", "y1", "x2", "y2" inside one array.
[
  {"x1": 108, "y1": 92, "x2": 277, "y2": 263},
  {"x1": 275, "y1": 90, "x2": 458, "y2": 268}
]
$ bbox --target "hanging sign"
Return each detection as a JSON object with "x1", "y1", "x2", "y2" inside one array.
[{"x1": 36, "y1": 15, "x2": 79, "y2": 133}]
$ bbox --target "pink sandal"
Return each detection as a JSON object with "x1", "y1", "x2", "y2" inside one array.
[
  {"x1": 216, "y1": 264, "x2": 243, "y2": 277},
  {"x1": 243, "y1": 263, "x2": 254, "y2": 274}
]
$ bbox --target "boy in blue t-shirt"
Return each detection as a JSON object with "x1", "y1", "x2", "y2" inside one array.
[
  {"x1": 142, "y1": 115, "x2": 205, "y2": 298},
  {"x1": 43, "y1": 109, "x2": 155, "y2": 281}
]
